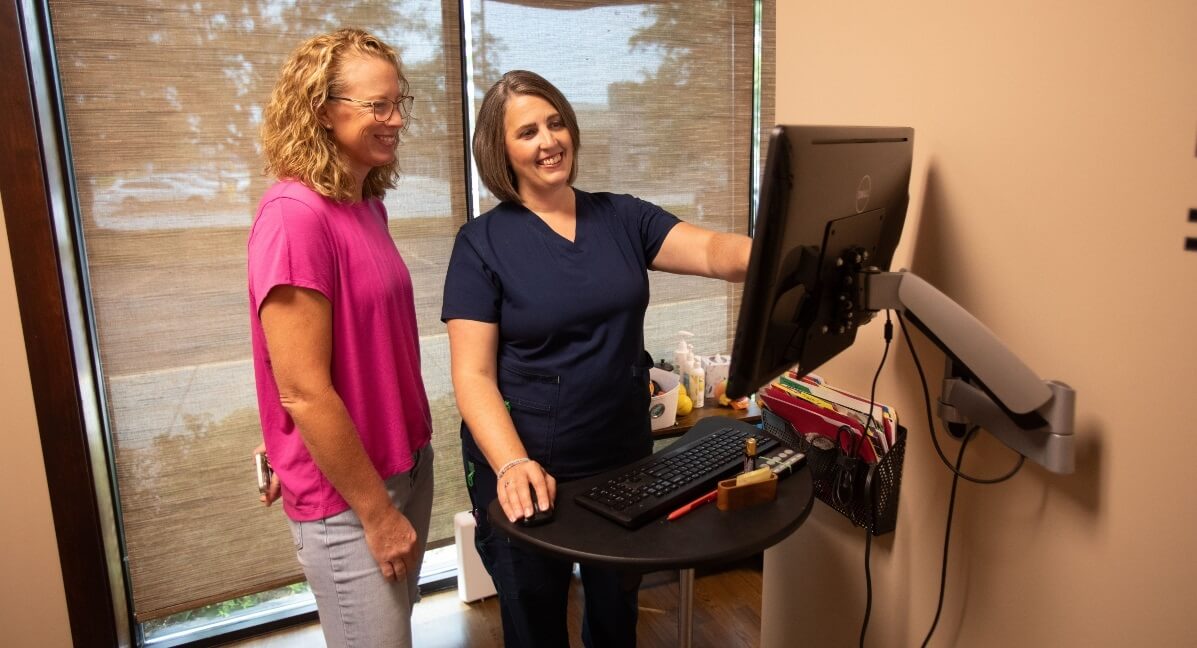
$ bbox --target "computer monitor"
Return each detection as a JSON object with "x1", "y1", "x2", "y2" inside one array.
[{"x1": 726, "y1": 125, "x2": 914, "y2": 398}]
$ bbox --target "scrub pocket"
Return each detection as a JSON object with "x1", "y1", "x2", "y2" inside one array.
[
  {"x1": 498, "y1": 364, "x2": 561, "y2": 465},
  {"x1": 622, "y1": 351, "x2": 656, "y2": 457},
  {"x1": 630, "y1": 351, "x2": 654, "y2": 411}
]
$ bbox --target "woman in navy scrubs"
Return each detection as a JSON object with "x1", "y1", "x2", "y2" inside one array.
[{"x1": 442, "y1": 70, "x2": 751, "y2": 648}]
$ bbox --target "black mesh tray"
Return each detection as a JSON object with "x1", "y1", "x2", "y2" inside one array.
[{"x1": 761, "y1": 405, "x2": 906, "y2": 535}]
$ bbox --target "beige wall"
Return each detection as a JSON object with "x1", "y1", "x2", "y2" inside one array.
[
  {"x1": 0, "y1": 197, "x2": 72, "y2": 644},
  {"x1": 764, "y1": 1, "x2": 1197, "y2": 646}
]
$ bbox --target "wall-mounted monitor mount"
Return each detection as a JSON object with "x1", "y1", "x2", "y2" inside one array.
[{"x1": 728, "y1": 125, "x2": 1074, "y2": 474}]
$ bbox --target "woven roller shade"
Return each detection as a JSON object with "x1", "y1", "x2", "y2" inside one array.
[
  {"x1": 470, "y1": 0, "x2": 774, "y2": 360},
  {"x1": 48, "y1": 0, "x2": 468, "y2": 620}
]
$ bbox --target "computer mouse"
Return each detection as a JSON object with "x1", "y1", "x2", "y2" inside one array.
[{"x1": 518, "y1": 500, "x2": 554, "y2": 527}]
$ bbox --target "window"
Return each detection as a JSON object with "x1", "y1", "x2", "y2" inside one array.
[{"x1": 21, "y1": 0, "x2": 773, "y2": 642}]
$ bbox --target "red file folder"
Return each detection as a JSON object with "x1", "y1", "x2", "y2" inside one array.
[{"x1": 759, "y1": 383, "x2": 886, "y2": 464}]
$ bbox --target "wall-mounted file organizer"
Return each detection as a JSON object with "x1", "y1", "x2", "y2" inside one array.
[{"x1": 761, "y1": 406, "x2": 906, "y2": 535}]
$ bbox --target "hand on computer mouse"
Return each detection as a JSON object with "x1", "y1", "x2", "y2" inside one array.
[
  {"x1": 518, "y1": 500, "x2": 555, "y2": 527},
  {"x1": 498, "y1": 459, "x2": 557, "y2": 523}
]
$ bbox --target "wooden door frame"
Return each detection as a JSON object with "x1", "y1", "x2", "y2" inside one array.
[{"x1": 0, "y1": 1, "x2": 121, "y2": 645}]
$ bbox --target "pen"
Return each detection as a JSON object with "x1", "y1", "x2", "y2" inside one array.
[{"x1": 667, "y1": 489, "x2": 718, "y2": 521}]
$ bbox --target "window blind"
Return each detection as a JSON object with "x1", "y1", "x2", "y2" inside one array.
[
  {"x1": 47, "y1": 0, "x2": 468, "y2": 620},
  {"x1": 470, "y1": 0, "x2": 774, "y2": 361}
]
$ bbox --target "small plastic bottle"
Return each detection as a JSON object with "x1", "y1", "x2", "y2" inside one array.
[{"x1": 687, "y1": 357, "x2": 705, "y2": 408}]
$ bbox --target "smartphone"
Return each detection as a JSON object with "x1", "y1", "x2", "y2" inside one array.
[{"x1": 254, "y1": 452, "x2": 273, "y2": 495}]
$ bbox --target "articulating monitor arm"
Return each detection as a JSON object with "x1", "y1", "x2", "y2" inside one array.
[{"x1": 861, "y1": 269, "x2": 1075, "y2": 474}]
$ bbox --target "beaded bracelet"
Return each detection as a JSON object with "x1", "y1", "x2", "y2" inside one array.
[{"x1": 496, "y1": 457, "x2": 531, "y2": 482}]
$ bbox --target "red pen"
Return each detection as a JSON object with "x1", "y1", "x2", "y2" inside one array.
[{"x1": 666, "y1": 489, "x2": 718, "y2": 521}]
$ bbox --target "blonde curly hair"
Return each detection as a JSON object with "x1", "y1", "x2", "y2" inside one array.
[{"x1": 261, "y1": 28, "x2": 409, "y2": 202}]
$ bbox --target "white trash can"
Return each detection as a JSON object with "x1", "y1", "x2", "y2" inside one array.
[{"x1": 453, "y1": 511, "x2": 497, "y2": 603}]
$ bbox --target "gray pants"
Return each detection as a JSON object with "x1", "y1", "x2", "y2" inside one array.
[{"x1": 288, "y1": 444, "x2": 435, "y2": 648}]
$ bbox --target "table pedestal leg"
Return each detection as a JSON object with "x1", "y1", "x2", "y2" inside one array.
[{"x1": 678, "y1": 568, "x2": 695, "y2": 648}]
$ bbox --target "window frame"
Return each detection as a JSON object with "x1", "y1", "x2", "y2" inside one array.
[{"x1": 2, "y1": 0, "x2": 126, "y2": 644}]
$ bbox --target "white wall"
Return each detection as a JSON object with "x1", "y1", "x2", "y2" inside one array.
[
  {"x1": 764, "y1": 1, "x2": 1197, "y2": 645},
  {"x1": 0, "y1": 196, "x2": 72, "y2": 643}
]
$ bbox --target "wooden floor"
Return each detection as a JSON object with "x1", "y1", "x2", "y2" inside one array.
[{"x1": 226, "y1": 558, "x2": 762, "y2": 647}]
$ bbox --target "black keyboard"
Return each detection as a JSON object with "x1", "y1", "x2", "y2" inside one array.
[{"x1": 575, "y1": 426, "x2": 777, "y2": 528}]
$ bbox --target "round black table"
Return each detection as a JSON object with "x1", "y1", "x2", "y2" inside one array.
[{"x1": 488, "y1": 417, "x2": 814, "y2": 647}]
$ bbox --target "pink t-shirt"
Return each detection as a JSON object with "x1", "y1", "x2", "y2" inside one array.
[{"x1": 248, "y1": 181, "x2": 432, "y2": 522}]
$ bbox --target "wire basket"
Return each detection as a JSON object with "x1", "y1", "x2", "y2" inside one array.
[{"x1": 761, "y1": 406, "x2": 906, "y2": 535}]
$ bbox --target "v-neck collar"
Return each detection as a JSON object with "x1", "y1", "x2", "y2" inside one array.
[{"x1": 522, "y1": 188, "x2": 581, "y2": 247}]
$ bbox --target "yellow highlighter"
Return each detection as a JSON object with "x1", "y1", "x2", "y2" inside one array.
[{"x1": 735, "y1": 466, "x2": 774, "y2": 486}]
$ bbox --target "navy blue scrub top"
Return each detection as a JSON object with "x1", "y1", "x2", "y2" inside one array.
[{"x1": 441, "y1": 189, "x2": 680, "y2": 480}]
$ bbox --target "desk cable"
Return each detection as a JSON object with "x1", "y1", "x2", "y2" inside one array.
[
  {"x1": 857, "y1": 311, "x2": 893, "y2": 648},
  {"x1": 895, "y1": 311, "x2": 1024, "y2": 647},
  {"x1": 897, "y1": 312, "x2": 1025, "y2": 485},
  {"x1": 920, "y1": 424, "x2": 979, "y2": 647}
]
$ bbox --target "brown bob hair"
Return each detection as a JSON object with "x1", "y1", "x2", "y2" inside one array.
[
  {"x1": 261, "y1": 28, "x2": 409, "y2": 202},
  {"x1": 472, "y1": 70, "x2": 580, "y2": 205}
]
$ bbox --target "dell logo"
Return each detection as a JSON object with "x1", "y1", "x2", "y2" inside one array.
[{"x1": 856, "y1": 175, "x2": 872, "y2": 213}]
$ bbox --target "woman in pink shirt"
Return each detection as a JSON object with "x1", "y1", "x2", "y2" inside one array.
[{"x1": 248, "y1": 28, "x2": 433, "y2": 648}]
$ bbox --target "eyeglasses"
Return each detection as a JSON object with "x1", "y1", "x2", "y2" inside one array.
[{"x1": 327, "y1": 95, "x2": 415, "y2": 122}]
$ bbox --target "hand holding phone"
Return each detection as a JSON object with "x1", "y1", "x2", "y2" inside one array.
[
  {"x1": 253, "y1": 443, "x2": 281, "y2": 506},
  {"x1": 254, "y1": 451, "x2": 273, "y2": 495}
]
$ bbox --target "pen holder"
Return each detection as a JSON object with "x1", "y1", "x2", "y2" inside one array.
[
  {"x1": 716, "y1": 472, "x2": 778, "y2": 511},
  {"x1": 760, "y1": 406, "x2": 906, "y2": 535}
]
